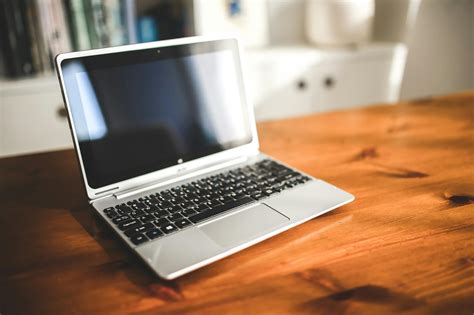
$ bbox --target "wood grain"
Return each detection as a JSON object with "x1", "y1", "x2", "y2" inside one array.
[{"x1": 1, "y1": 92, "x2": 473, "y2": 315}]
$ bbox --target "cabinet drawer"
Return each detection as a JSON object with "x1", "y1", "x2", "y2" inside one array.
[
  {"x1": 1, "y1": 91, "x2": 72, "y2": 157},
  {"x1": 246, "y1": 51, "x2": 316, "y2": 121},
  {"x1": 312, "y1": 58, "x2": 395, "y2": 111},
  {"x1": 253, "y1": 74, "x2": 313, "y2": 121}
]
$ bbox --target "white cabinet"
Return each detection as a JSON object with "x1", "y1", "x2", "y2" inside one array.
[
  {"x1": 244, "y1": 43, "x2": 407, "y2": 121},
  {"x1": 0, "y1": 77, "x2": 72, "y2": 157},
  {"x1": 313, "y1": 57, "x2": 396, "y2": 111},
  {"x1": 245, "y1": 47, "x2": 316, "y2": 120}
]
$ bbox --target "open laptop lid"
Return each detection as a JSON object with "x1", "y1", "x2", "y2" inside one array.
[{"x1": 55, "y1": 35, "x2": 259, "y2": 201}]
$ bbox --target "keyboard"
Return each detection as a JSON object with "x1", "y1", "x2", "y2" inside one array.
[{"x1": 102, "y1": 159, "x2": 311, "y2": 246}]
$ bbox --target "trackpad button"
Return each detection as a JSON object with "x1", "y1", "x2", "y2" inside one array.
[{"x1": 199, "y1": 204, "x2": 289, "y2": 248}]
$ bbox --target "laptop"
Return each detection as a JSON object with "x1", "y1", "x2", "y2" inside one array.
[{"x1": 55, "y1": 35, "x2": 354, "y2": 279}]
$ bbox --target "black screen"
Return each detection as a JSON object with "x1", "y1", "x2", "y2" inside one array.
[{"x1": 61, "y1": 40, "x2": 253, "y2": 188}]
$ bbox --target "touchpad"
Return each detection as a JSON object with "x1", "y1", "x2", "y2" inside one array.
[{"x1": 199, "y1": 204, "x2": 289, "y2": 248}]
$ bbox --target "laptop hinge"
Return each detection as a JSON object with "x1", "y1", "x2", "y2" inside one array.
[{"x1": 113, "y1": 156, "x2": 249, "y2": 201}]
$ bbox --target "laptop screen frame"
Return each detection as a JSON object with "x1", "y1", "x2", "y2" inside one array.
[{"x1": 55, "y1": 35, "x2": 260, "y2": 201}]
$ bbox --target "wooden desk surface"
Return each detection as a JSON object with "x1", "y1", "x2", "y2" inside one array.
[{"x1": 1, "y1": 92, "x2": 473, "y2": 315}]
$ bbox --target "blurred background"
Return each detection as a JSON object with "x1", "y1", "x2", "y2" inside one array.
[{"x1": 0, "y1": 0, "x2": 473, "y2": 157}]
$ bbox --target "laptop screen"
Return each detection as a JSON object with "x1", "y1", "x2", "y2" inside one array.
[{"x1": 60, "y1": 39, "x2": 253, "y2": 189}]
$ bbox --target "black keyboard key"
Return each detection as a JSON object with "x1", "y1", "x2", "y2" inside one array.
[
  {"x1": 185, "y1": 192, "x2": 199, "y2": 200},
  {"x1": 169, "y1": 213, "x2": 184, "y2": 222},
  {"x1": 182, "y1": 208, "x2": 197, "y2": 217},
  {"x1": 182, "y1": 184, "x2": 193, "y2": 191},
  {"x1": 116, "y1": 204, "x2": 133, "y2": 213},
  {"x1": 266, "y1": 177, "x2": 277, "y2": 184},
  {"x1": 159, "y1": 200, "x2": 172, "y2": 208},
  {"x1": 250, "y1": 192, "x2": 266, "y2": 200},
  {"x1": 154, "y1": 210, "x2": 170, "y2": 218},
  {"x1": 137, "y1": 214, "x2": 155, "y2": 222},
  {"x1": 245, "y1": 187, "x2": 259, "y2": 195},
  {"x1": 104, "y1": 208, "x2": 118, "y2": 218},
  {"x1": 130, "y1": 233, "x2": 148, "y2": 245},
  {"x1": 124, "y1": 223, "x2": 154, "y2": 237},
  {"x1": 146, "y1": 228, "x2": 163, "y2": 240},
  {"x1": 262, "y1": 188, "x2": 276, "y2": 195},
  {"x1": 188, "y1": 196, "x2": 254, "y2": 224},
  {"x1": 285, "y1": 182, "x2": 296, "y2": 189},
  {"x1": 179, "y1": 201, "x2": 194, "y2": 209},
  {"x1": 296, "y1": 175, "x2": 310, "y2": 183},
  {"x1": 115, "y1": 208, "x2": 128, "y2": 216},
  {"x1": 217, "y1": 195, "x2": 234, "y2": 204},
  {"x1": 145, "y1": 204, "x2": 161, "y2": 213},
  {"x1": 112, "y1": 215, "x2": 130, "y2": 225},
  {"x1": 271, "y1": 184, "x2": 284, "y2": 192},
  {"x1": 143, "y1": 199, "x2": 155, "y2": 206},
  {"x1": 171, "y1": 186, "x2": 183, "y2": 193},
  {"x1": 174, "y1": 190, "x2": 187, "y2": 197},
  {"x1": 153, "y1": 217, "x2": 170, "y2": 227},
  {"x1": 188, "y1": 197, "x2": 203, "y2": 204},
  {"x1": 170, "y1": 196, "x2": 185, "y2": 204},
  {"x1": 233, "y1": 192, "x2": 247, "y2": 199},
  {"x1": 287, "y1": 178, "x2": 301, "y2": 186},
  {"x1": 161, "y1": 189, "x2": 172, "y2": 195},
  {"x1": 203, "y1": 192, "x2": 218, "y2": 200},
  {"x1": 160, "y1": 223, "x2": 178, "y2": 234},
  {"x1": 206, "y1": 199, "x2": 222, "y2": 208},
  {"x1": 175, "y1": 218, "x2": 192, "y2": 229},
  {"x1": 118, "y1": 219, "x2": 141, "y2": 231},
  {"x1": 131, "y1": 202, "x2": 148, "y2": 210},
  {"x1": 275, "y1": 169, "x2": 291, "y2": 176},
  {"x1": 167, "y1": 205, "x2": 182, "y2": 213},
  {"x1": 281, "y1": 172, "x2": 299, "y2": 181},
  {"x1": 130, "y1": 210, "x2": 146, "y2": 218},
  {"x1": 193, "y1": 201, "x2": 208, "y2": 209},
  {"x1": 104, "y1": 207, "x2": 115, "y2": 214}
]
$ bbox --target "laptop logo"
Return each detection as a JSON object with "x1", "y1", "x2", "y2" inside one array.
[{"x1": 176, "y1": 159, "x2": 187, "y2": 173}]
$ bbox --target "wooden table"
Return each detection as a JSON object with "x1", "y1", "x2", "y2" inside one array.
[{"x1": 1, "y1": 92, "x2": 473, "y2": 315}]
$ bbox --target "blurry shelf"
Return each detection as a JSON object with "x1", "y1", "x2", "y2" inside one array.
[
  {"x1": 0, "y1": 74, "x2": 58, "y2": 96},
  {"x1": 0, "y1": 74, "x2": 70, "y2": 158}
]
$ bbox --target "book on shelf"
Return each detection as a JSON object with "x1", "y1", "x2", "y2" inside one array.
[
  {"x1": 0, "y1": 0, "x2": 35, "y2": 77},
  {"x1": 104, "y1": 0, "x2": 128, "y2": 46},
  {"x1": 137, "y1": 16, "x2": 158, "y2": 43},
  {"x1": 24, "y1": 0, "x2": 44, "y2": 74},
  {"x1": 0, "y1": 0, "x2": 191, "y2": 79},
  {"x1": 123, "y1": 0, "x2": 137, "y2": 44},
  {"x1": 37, "y1": 0, "x2": 72, "y2": 68},
  {"x1": 65, "y1": 0, "x2": 92, "y2": 51}
]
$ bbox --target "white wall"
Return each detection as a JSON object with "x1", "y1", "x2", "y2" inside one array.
[
  {"x1": 267, "y1": 0, "x2": 474, "y2": 100},
  {"x1": 401, "y1": 0, "x2": 474, "y2": 99},
  {"x1": 267, "y1": 0, "x2": 306, "y2": 45}
]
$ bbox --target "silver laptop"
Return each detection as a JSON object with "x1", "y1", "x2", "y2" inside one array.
[{"x1": 55, "y1": 35, "x2": 354, "y2": 279}]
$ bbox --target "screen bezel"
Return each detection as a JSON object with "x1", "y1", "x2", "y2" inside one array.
[{"x1": 56, "y1": 35, "x2": 259, "y2": 201}]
